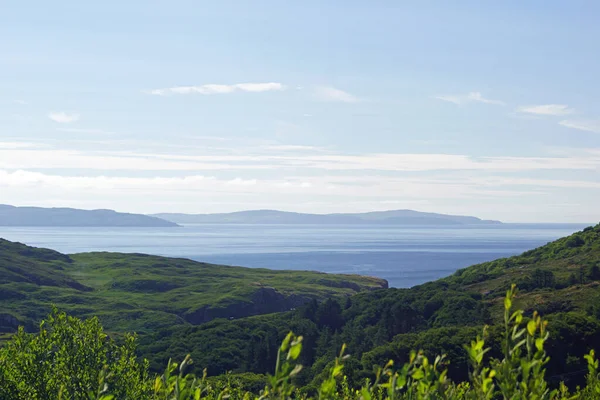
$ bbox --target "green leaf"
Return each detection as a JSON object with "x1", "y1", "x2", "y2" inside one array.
[
  {"x1": 527, "y1": 320, "x2": 537, "y2": 336},
  {"x1": 535, "y1": 338, "x2": 545, "y2": 351},
  {"x1": 288, "y1": 342, "x2": 302, "y2": 360},
  {"x1": 504, "y1": 296, "x2": 512, "y2": 311},
  {"x1": 280, "y1": 332, "x2": 292, "y2": 352},
  {"x1": 411, "y1": 369, "x2": 425, "y2": 380},
  {"x1": 289, "y1": 364, "x2": 303, "y2": 377}
]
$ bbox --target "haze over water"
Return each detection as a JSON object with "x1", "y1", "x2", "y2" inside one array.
[{"x1": 0, "y1": 223, "x2": 588, "y2": 288}]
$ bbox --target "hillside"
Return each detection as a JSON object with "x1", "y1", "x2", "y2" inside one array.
[
  {"x1": 0, "y1": 204, "x2": 178, "y2": 227},
  {"x1": 446, "y1": 222, "x2": 600, "y2": 318},
  {"x1": 2, "y1": 225, "x2": 600, "y2": 388},
  {"x1": 0, "y1": 238, "x2": 387, "y2": 333},
  {"x1": 153, "y1": 209, "x2": 501, "y2": 225},
  {"x1": 137, "y1": 223, "x2": 600, "y2": 386}
]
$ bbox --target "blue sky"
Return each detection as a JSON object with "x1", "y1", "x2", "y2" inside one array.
[{"x1": 1, "y1": 0, "x2": 599, "y2": 222}]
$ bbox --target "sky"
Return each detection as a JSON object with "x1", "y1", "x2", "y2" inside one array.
[{"x1": 1, "y1": 1, "x2": 599, "y2": 223}]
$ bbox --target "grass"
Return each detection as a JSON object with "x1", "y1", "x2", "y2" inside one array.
[
  {"x1": 444, "y1": 223, "x2": 600, "y2": 320},
  {"x1": 0, "y1": 238, "x2": 387, "y2": 334}
]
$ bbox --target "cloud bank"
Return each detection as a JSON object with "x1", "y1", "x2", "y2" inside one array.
[{"x1": 147, "y1": 83, "x2": 285, "y2": 96}]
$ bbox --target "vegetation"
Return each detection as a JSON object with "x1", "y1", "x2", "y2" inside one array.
[
  {"x1": 2, "y1": 223, "x2": 600, "y2": 398},
  {"x1": 3, "y1": 286, "x2": 600, "y2": 399},
  {"x1": 0, "y1": 238, "x2": 386, "y2": 333},
  {"x1": 131, "y1": 225, "x2": 600, "y2": 388}
]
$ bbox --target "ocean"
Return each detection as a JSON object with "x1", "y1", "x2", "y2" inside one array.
[{"x1": 0, "y1": 223, "x2": 589, "y2": 288}]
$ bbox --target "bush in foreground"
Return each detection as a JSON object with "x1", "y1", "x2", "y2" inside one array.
[{"x1": 2, "y1": 286, "x2": 600, "y2": 399}]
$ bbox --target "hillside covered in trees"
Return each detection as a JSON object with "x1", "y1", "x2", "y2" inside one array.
[
  {"x1": 1, "y1": 223, "x2": 600, "y2": 397},
  {"x1": 132, "y1": 223, "x2": 600, "y2": 389},
  {"x1": 2, "y1": 286, "x2": 600, "y2": 399}
]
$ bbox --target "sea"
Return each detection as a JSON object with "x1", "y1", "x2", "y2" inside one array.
[{"x1": 0, "y1": 223, "x2": 590, "y2": 288}]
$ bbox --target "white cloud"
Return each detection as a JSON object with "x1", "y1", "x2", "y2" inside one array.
[
  {"x1": 0, "y1": 169, "x2": 527, "y2": 200},
  {"x1": 2, "y1": 168, "x2": 599, "y2": 222},
  {"x1": 0, "y1": 142, "x2": 40, "y2": 149},
  {"x1": 14, "y1": 100, "x2": 27, "y2": 105},
  {"x1": 48, "y1": 112, "x2": 80, "y2": 123},
  {"x1": 473, "y1": 176, "x2": 600, "y2": 189},
  {"x1": 147, "y1": 82, "x2": 285, "y2": 96},
  {"x1": 1, "y1": 145, "x2": 599, "y2": 173},
  {"x1": 314, "y1": 86, "x2": 359, "y2": 103},
  {"x1": 517, "y1": 104, "x2": 575, "y2": 116},
  {"x1": 262, "y1": 145, "x2": 325, "y2": 152},
  {"x1": 277, "y1": 181, "x2": 312, "y2": 188},
  {"x1": 225, "y1": 178, "x2": 258, "y2": 186},
  {"x1": 57, "y1": 128, "x2": 114, "y2": 135},
  {"x1": 559, "y1": 120, "x2": 600, "y2": 133},
  {"x1": 433, "y1": 95, "x2": 462, "y2": 105},
  {"x1": 434, "y1": 92, "x2": 504, "y2": 106},
  {"x1": 296, "y1": 153, "x2": 599, "y2": 172},
  {"x1": 0, "y1": 170, "x2": 313, "y2": 194},
  {"x1": 467, "y1": 92, "x2": 505, "y2": 105}
]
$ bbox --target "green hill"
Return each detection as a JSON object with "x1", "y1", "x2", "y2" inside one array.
[
  {"x1": 0, "y1": 239, "x2": 88, "y2": 290},
  {"x1": 134, "y1": 223, "x2": 600, "y2": 387},
  {"x1": 2, "y1": 224, "x2": 600, "y2": 390},
  {"x1": 446, "y1": 223, "x2": 600, "y2": 318},
  {"x1": 0, "y1": 239, "x2": 387, "y2": 333}
]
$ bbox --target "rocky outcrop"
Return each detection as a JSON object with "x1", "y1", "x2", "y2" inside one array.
[
  {"x1": 182, "y1": 275, "x2": 388, "y2": 325},
  {"x1": 317, "y1": 277, "x2": 388, "y2": 291},
  {"x1": 183, "y1": 287, "x2": 313, "y2": 325}
]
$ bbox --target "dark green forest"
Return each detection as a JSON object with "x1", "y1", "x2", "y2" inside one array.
[{"x1": 3, "y1": 286, "x2": 600, "y2": 399}]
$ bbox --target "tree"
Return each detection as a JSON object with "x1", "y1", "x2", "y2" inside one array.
[
  {"x1": 568, "y1": 273, "x2": 578, "y2": 286},
  {"x1": 315, "y1": 299, "x2": 344, "y2": 331},
  {"x1": 0, "y1": 307, "x2": 149, "y2": 399},
  {"x1": 529, "y1": 269, "x2": 556, "y2": 289},
  {"x1": 565, "y1": 235, "x2": 585, "y2": 248},
  {"x1": 299, "y1": 299, "x2": 319, "y2": 322},
  {"x1": 587, "y1": 264, "x2": 600, "y2": 281}
]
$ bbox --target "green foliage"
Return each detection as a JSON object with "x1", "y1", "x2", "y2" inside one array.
[
  {"x1": 520, "y1": 268, "x2": 556, "y2": 290},
  {"x1": 493, "y1": 285, "x2": 555, "y2": 398},
  {"x1": 3, "y1": 225, "x2": 600, "y2": 398},
  {"x1": 4, "y1": 290, "x2": 600, "y2": 399},
  {"x1": 0, "y1": 307, "x2": 149, "y2": 400},
  {"x1": 139, "y1": 282, "x2": 493, "y2": 382},
  {"x1": 448, "y1": 223, "x2": 600, "y2": 294},
  {"x1": 0, "y1": 238, "x2": 386, "y2": 334}
]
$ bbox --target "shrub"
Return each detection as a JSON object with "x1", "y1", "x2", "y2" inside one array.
[
  {"x1": 3, "y1": 287, "x2": 600, "y2": 399},
  {"x1": 0, "y1": 307, "x2": 149, "y2": 400}
]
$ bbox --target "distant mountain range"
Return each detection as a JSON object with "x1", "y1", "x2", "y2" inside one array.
[
  {"x1": 152, "y1": 209, "x2": 502, "y2": 225},
  {"x1": 0, "y1": 205, "x2": 501, "y2": 227},
  {"x1": 0, "y1": 205, "x2": 178, "y2": 227}
]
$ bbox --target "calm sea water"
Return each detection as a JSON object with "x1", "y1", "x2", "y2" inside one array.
[{"x1": 0, "y1": 224, "x2": 590, "y2": 288}]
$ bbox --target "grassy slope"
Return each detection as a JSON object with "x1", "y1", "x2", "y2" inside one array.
[
  {"x1": 0, "y1": 239, "x2": 387, "y2": 334},
  {"x1": 445, "y1": 223, "x2": 600, "y2": 318}
]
